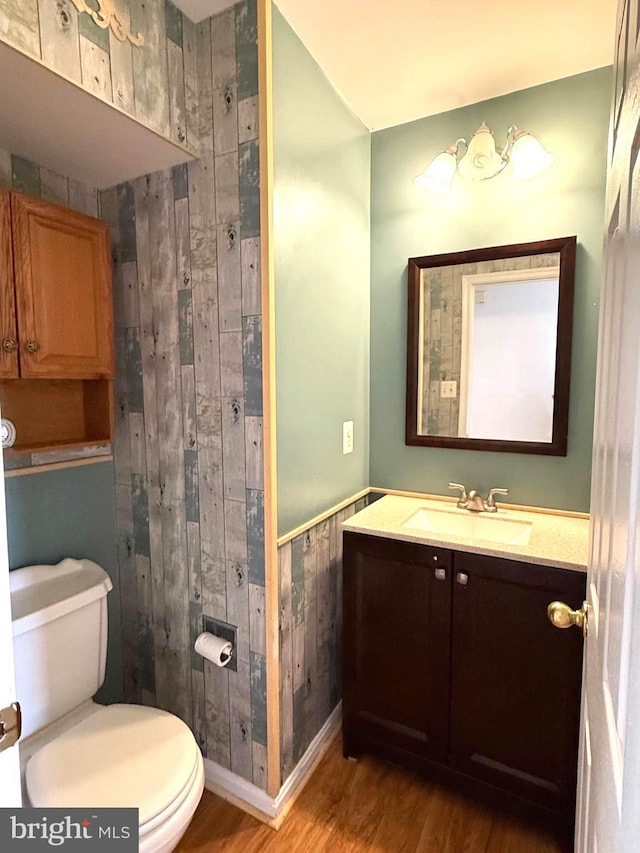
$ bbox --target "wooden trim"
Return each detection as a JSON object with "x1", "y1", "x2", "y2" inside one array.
[
  {"x1": 4, "y1": 454, "x2": 113, "y2": 478},
  {"x1": 277, "y1": 488, "x2": 370, "y2": 546},
  {"x1": 258, "y1": 0, "x2": 280, "y2": 800}
]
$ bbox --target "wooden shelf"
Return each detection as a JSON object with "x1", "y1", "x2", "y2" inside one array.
[
  {"x1": 0, "y1": 40, "x2": 196, "y2": 189},
  {"x1": 4, "y1": 438, "x2": 111, "y2": 455},
  {"x1": 0, "y1": 378, "x2": 113, "y2": 453}
]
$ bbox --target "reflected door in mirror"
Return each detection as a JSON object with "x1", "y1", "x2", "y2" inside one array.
[
  {"x1": 461, "y1": 267, "x2": 559, "y2": 442},
  {"x1": 406, "y1": 237, "x2": 576, "y2": 455}
]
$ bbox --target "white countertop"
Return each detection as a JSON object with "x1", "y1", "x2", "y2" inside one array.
[{"x1": 342, "y1": 494, "x2": 589, "y2": 572}]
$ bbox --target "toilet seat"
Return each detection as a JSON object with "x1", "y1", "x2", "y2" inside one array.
[
  {"x1": 139, "y1": 756, "x2": 204, "y2": 853},
  {"x1": 139, "y1": 745, "x2": 200, "y2": 836},
  {"x1": 26, "y1": 703, "x2": 203, "y2": 829}
]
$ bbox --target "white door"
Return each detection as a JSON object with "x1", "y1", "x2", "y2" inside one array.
[
  {"x1": 0, "y1": 435, "x2": 21, "y2": 805},
  {"x1": 575, "y1": 0, "x2": 640, "y2": 849}
]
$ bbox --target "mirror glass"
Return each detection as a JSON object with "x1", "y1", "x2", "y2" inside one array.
[{"x1": 406, "y1": 237, "x2": 576, "y2": 455}]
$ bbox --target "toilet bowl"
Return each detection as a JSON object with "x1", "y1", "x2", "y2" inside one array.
[
  {"x1": 11, "y1": 559, "x2": 204, "y2": 853},
  {"x1": 25, "y1": 704, "x2": 204, "y2": 853}
]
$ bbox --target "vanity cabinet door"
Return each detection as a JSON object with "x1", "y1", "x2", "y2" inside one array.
[
  {"x1": 343, "y1": 532, "x2": 452, "y2": 762},
  {"x1": 449, "y1": 553, "x2": 585, "y2": 821}
]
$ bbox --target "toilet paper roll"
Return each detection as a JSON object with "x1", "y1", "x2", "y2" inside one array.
[{"x1": 194, "y1": 632, "x2": 233, "y2": 667}]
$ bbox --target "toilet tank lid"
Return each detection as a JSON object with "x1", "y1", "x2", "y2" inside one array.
[{"x1": 11, "y1": 559, "x2": 113, "y2": 637}]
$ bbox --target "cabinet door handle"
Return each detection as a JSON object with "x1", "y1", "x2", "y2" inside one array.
[
  {"x1": 434, "y1": 568, "x2": 447, "y2": 581},
  {"x1": 24, "y1": 340, "x2": 40, "y2": 354},
  {"x1": 456, "y1": 572, "x2": 469, "y2": 587},
  {"x1": 2, "y1": 338, "x2": 17, "y2": 353}
]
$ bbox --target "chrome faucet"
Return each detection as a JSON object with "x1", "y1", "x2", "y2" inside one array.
[{"x1": 448, "y1": 483, "x2": 509, "y2": 513}]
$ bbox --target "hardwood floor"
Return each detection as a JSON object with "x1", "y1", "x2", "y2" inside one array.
[{"x1": 176, "y1": 736, "x2": 571, "y2": 852}]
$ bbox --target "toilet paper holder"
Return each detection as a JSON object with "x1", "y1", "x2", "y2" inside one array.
[{"x1": 201, "y1": 616, "x2": 238, "y2": 672}]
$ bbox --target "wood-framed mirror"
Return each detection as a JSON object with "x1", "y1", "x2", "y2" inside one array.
[{"x1": 406, "y1": 236, "x2": 577, "y2": 455}]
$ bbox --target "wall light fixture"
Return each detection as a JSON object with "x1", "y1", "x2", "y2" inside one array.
[{"x1": 414, "y1": 123, "x2": 554, "y2": 192}]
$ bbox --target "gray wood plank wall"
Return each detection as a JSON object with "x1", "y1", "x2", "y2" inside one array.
[
  {"x1": 278, "y1": 495, "x2": 368, "y2": 785},
  {"x1": 100, "y1": 0, "x2": 264, "y2": 788},
  {"x1": 1, "y1": 0, "x2": 372, "y2": 800},
  {"x1": 0, "y1": 0, "x2": 189, "y2": 141},
  {"x1": 0, "y1": 145, "x2": 99, "y2": 211}
]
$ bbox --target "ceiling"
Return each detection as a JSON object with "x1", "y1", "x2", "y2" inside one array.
[
  {"x1": 174, "y1": 0, "x2": 617, "y2": 130},
  {"x1": 173, "y1": 0, "x2": 236, "y2": 21}
]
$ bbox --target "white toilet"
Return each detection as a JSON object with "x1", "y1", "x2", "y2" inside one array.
[{"x1": 10, "y1": 558, "x2": 204, "y2": 853}]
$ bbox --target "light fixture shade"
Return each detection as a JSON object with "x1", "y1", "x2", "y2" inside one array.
[
  {"x1": 457, "y1": 123, "x2": 506, "y2": 181},
  {"x1": 510, "y1": 131, "x2": 554, "y2": 180},
  {"x1": 414, "y1": 148, "x2": 457, "y2": 192}
]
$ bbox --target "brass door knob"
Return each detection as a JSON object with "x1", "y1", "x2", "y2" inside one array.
[
  {"x1": 547, "y1": 600, "x2": 588, "y2": 637},
  {"x1": 24, "y1": 340, "x2": 40, "y2": 354},
  {"x1": 2, "y1": 338, "x2": 17, "y2": 352}
]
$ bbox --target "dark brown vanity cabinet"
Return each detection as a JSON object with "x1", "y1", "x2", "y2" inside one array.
[
  {"x1": 342, "y1": 533, "x2": 453, "y2": 763},
  {"x1": 343, "y1": 532, "x2": 586, "y2": 829}
]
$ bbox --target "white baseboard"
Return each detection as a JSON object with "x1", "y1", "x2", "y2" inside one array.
[
  {"x1": 203, "y1": 701, "x2": 342, "y2": 828},
  {"x1": 203, "y1": 757, "x2": 277, "y2": 824},
  {"x1": 274, "y1": 701, "x2": 341, "y2": 823}
]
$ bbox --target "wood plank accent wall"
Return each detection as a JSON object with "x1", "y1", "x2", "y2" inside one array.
[
  {"x1": 0, "y1": 0, "x2": 192, "y2": 144},
  {"x1": 277, "y1": 495, "x2": 368, "y2": 784},
  {"x1": 101, "y1": 0, "x2": 266, "y2": 790},
  {"x1": 0, "y1": 146, "x2": 98, "y2": 216}
]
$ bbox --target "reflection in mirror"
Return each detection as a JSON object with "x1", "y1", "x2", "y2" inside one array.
[
  {"x1": 406, "y1": 237, "x2": 576, "y2": 456},
  {"x1": 422, "y1": 258, "x2": 560, "y2": 441}
]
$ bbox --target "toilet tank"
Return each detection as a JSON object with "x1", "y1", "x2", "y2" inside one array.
[{"x1": 10, "y1": 558, "x2": 113, "y2": 740}]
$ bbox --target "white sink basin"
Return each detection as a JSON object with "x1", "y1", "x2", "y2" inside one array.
[{"x1": 402, "y1": 507, "x2": 533, "y2": 546}]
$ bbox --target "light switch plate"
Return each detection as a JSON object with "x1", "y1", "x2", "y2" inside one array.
[
  {"x1": 343, "y1": 420, "x2": 354, "y2": 454},
  {"x1": 440, "y1": 381, "x2": 457, "y2": 399}
]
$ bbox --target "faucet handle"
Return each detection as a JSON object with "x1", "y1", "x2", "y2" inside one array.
[
  {"x1": 448, "y1": 483, "x2": 468, "y2": 504},
  {"x1": 486, "y1": 488, "x2": 509, "y2": 509}
]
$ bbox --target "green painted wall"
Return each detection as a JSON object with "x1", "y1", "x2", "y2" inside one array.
[
  {"x1": 370, "y1": 68, "x2": 610, "y2": 512},
  {"x1": 5, "y1": 462, "x2": 123, "y2": 703},
  {"x1": 273, "y1": 5, "x2": 371, "y2": 535}
]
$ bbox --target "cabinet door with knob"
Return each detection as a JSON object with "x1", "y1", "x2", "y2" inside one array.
[
  {"x1": 343, "y1": 532, "x2": 452, "y2": 762},
  {"x1": 0, "y1": 188, "x2": 114, "y2": 454},
  {"x1": 9, "y1": 191, "x2": 113, "y2": 379},
  {"x1": 0, "y1": 190, "x2": 18, "y2": 378},
  {"x1": 343, "y1": 529, "x2": 586, "y2": 830},
  {"x1": 449, "y1": 552, "x2": 585, "y2": 817}
]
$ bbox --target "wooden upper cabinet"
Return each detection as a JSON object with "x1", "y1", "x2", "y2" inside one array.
[
  {"x1": 0, "y1": 189, "x2": 18, "y2": 379},
  {"x1": 10, "y1": 192, "x2": 114, "y2": 379}
]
